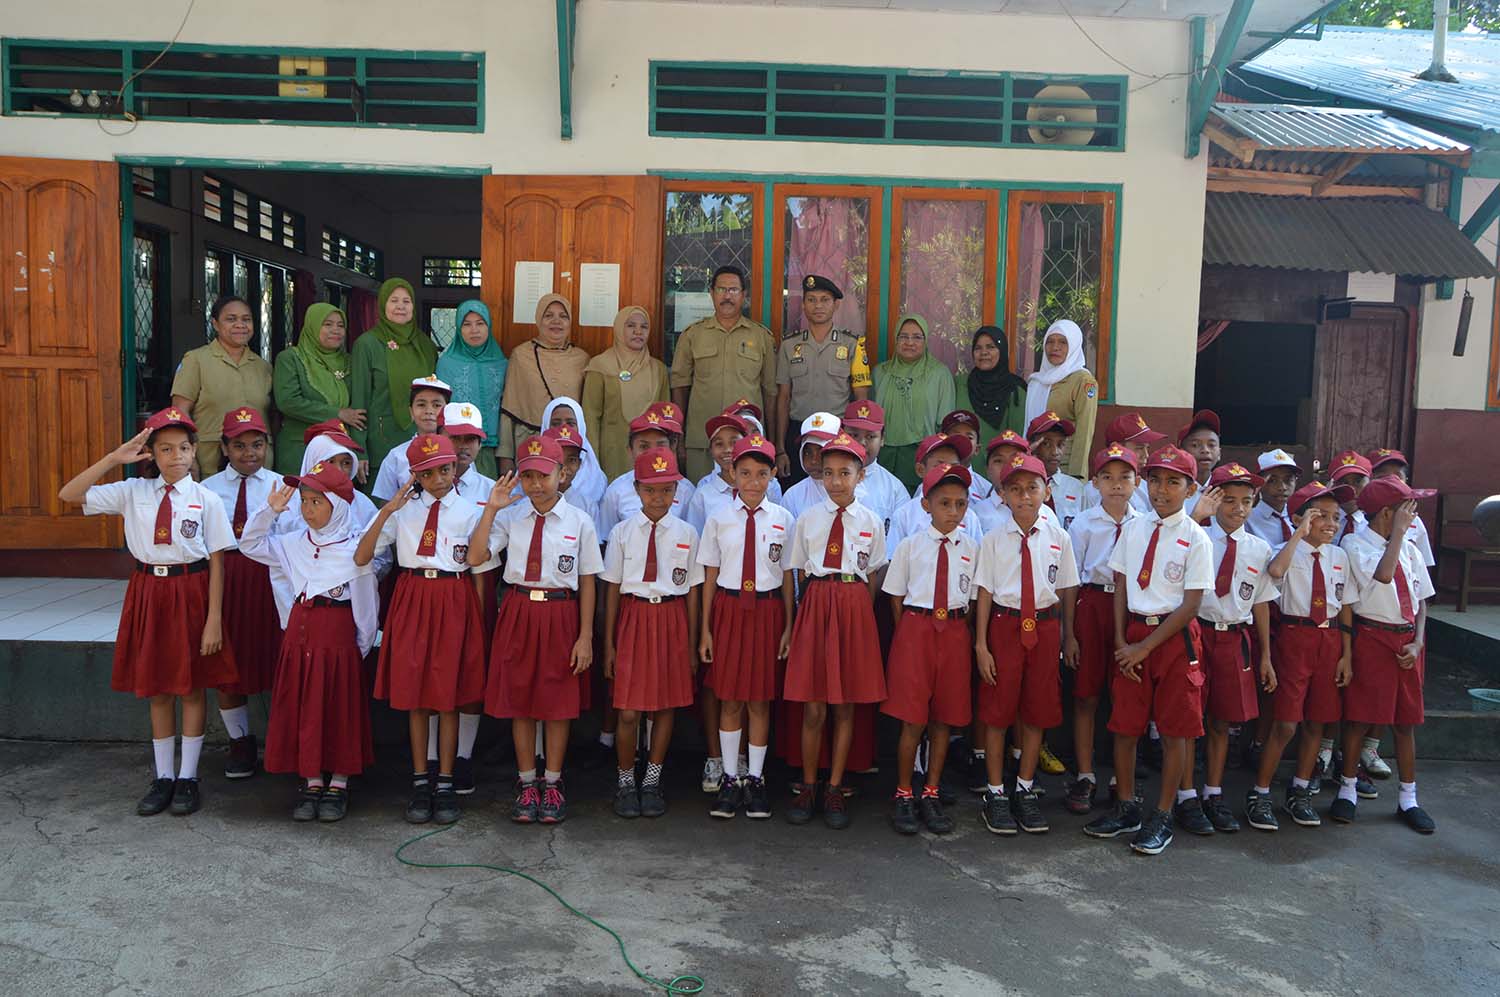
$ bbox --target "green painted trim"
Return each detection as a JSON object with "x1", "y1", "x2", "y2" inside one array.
[
  {"x1": 119, "y1": 163, "x2": 135, "y2": 444},
  {"x1": 1186, "y1": 0, "x2": 1256, "y2": 158},
  {"x1": 654, "y1": 170, "x2": 1122, "y2": 195},
  {"x1": 1438, "y1": 166, "x2": 1467, "y2": 299},
  {"x1": 5, "y1": 37, "x2": 482, "y2": 60},
  {"x1": 994, "y1": 191, "x2": 1008, "y2": 332},
  {"x1": 114, "y1": 155, "x2": 492, "y2": 176},
  {"x1": 1104, "y1": 191, "x2": 1123, "y2": 406},
  {"x1": 1239, "y1": 0, "x2": 1349, "y2": 65},
  {"x1": 878, "y1": 185, "x2": 892, "y2": 360},
  {"x1": 1185, "y1": 16, "x2": 1207, "y2": 158},
  {"x1": 1461, "y1": 183, "x2": 1500, "y2": 242},
  {"x1": 556, "y1": 0, "x2": 575, "y2": 139}
]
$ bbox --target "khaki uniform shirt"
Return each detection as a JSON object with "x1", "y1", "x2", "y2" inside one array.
[
  {"x1": 775, "y1": 327, "x2": 872, "y2": 421},
  {"x1": 670, "y1": 314, "x2": 777, "y2": 450},
  {"x1": 170, "y1": 339, "x2": 273, "y2": 443}
]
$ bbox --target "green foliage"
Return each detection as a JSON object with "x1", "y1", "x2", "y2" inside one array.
[{"x1": 1324, "y1": 0, "x2": 1500, "y2": 31}]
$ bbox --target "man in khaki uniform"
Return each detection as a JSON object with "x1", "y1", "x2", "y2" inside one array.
[
  {"x1": 670, "y1": 265, "x2": 777, "y2": 480},
  {"x1": 772, "y1": 274, "x2": 871, "y2": 483}
]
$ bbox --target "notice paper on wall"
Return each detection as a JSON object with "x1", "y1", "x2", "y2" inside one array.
[
  {"x1": 673, "y1": 291, "x2": 715, "y2": 332},
  {"x1": 578, "y1": 263, "x2": 622, "y2": 326},
  {"x1": 1347, "y1": 271, "x2": 1395, "y2": 303},
  {"x1": 513, "y1": 261, "x2": 555, "y2": 323}
]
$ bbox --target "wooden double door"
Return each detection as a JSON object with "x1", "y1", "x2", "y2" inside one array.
[{"x1": 1313, "y1": 304, "x2": 1416, "y2": 460}]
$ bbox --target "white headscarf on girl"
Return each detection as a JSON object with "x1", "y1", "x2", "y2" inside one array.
[
  {"x1": 1023, "y1": 319, "x2": 1088, "y2": 428},
  {"x1": 278, "y1": 487, "x2": 380, "y2": 655},
  {"x1": 279, "y1": 434, "x2": 379, "y2": 532},
  {"x1": 541, "y1": 394, "x2": 607, "y2": 505}
]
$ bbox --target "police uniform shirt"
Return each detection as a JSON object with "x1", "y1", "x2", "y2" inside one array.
[
  {"x1": 669, "y1": 315, "x2": 778, "y2": 452},
  {"x1": 1107, "y1": 508, "x2": 1215, "y2": 616},
  {"x1": 887, "y1": 489, "x2": 984, "y2": 548},
  {"x1": 84, "y1": 477, "x2": 236, "y2": 564},
  {"x1": 697, "y1": 500, "x2": 795, "y2": 592},
  {"x1": 374, "y1": 488, "x2": 485, "y2": 573},
  {"x1": 789, "y1": 498, "x2": 887, "y2": 580},
  {"x1": 1343, "y1": 526, "x2": 1434, "y2": 626},
  {"x1": 882, "y1": 526, "x2": 978, "y2": 610},
  {"x1": 1082, "y1": 478, "x2": 1154, "y2": 516},
  {"x1": 201, "y1": 466, "x2": 281, "y2": 545},
  {"x1": 1068, "y1": 503, "x2": 1140, "y2": 587},
  {"x1": 1198, "y1": 522, "x2": 1277, "y2": 626},
  {"x1": 1272, "y1": 539, "x2": 1350, "y2": 620},
  {"x1": 1049, "y1": 471, "x2": 1086, "y2": 530},
  {"x1": 482, "y1": 498, "x2": 603, "y2": 588},
  {"x1": 975, "y1": 515, "x2": 1079, "y2": 611},
  {"x1": 775, "y1": 328, "x2": 873, "y2": 421},
  {"x1": 601, "y1": 512, "x2": 704, "y2": 599},
  {"x1": 596, "y1": 471, "x2": 696, "y2": 543},
  {"x1": 1246, "y1": 501, "x2": 1295, "y2": 546},
  {"x1": 684, "y1": 470, "x2": 782, "y2": 532}
]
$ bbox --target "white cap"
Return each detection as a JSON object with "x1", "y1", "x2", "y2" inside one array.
[
  {"x1": 410, "y1": 374, "x2": 453, "y2": 396},
  {"x1": 799, "y1": 412, "x2": 841, "y2": 441},
  {"x1": 440, "y1": 401, "x2": 485, "y2": 439},
  {"x1": 1256, "y1": 448, "x2": 1298, "y2": 472}
]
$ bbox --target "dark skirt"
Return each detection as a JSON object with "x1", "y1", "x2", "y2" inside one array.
[
  {"x1": 218, "y1": 549, "x2": 283, "y2": 696},
  {"x1": 112, "y1": 568, "x2": 238, "y2": 698},
  {"x1": 612, "y1": 597, "x2": 695, "y2": 712},
  {"x1": 374, "y1": 573, "x2": 486, "y2": 711},
  {"x1": 706, "y1": 592, "x2": 786, "y2": 703},
  {"x1": 784, "y1": 580, "x2": 886, "y2": 704},
  {"x1": 265, "y1": 600, "x2": 373, "y2": 778},
  {"x1": 486, "y1": 593, "x2": 585, "y2": 721}
]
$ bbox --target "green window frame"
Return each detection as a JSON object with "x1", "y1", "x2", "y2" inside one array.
[
  {"x1": 422, "y1": 255, "x2": 483, "y2": 288},
  {"x1": 322, "y1": 227, "x2": 383, "y2": 280},
  {"x1": 3, "y1": 38, "x2": 483, "y2": 132},
  {"x1": 650, "y1": 61, "x2": 1125, "y2": 152}
]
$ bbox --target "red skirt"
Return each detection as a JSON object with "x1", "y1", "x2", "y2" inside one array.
[
  {"x1": 706, "y1": 592, "x2": 785, "y2": 703},
  {"x1": 113, "y1": 569, "x2": 238, "y2": 698},
  {"x1": 219, "y1": 549, "x2": 283, "y2": 696},
  {"x1": 374, "y1": 573, "x2": 486, "y2": 711},
  {"x1": 784, "y1": 580, "x2": 886, "y2": 704},
  {"x1": 265, "y1": 601, "x2": 374, "y2": 778},
  {"x1": 612, "y1": 597, "x2": 695, "y2": 712},
  {"x1": 486, "y1": 593, "x2": 584, "y2": 721}
]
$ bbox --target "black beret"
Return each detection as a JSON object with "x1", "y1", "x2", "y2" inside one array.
[{"x1": 801, "y1": 274, "x2": 843, "y2": 300}]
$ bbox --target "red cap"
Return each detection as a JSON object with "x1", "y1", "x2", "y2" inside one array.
[
  {"x1": 731, "y1": 433, "x2": 777, "y2": 465},
  {"x1": 1356, "y1": 475, "x2": 1413, "y2": 516},
  {"x1": 1365, "y1": 447, "x2": 1408, "y2": 472},
  {"x1": 1329, "y1": 450, "x2": 1373, "y2": 483},
  {"x1": 635, "y1": 448, "x2": 684, "y2": 484},
  {"x1": 723, "y1": 398, "x2": 763, "y2": 423},
  {"x1": 1208, "y1": 461, "x2": 1264, "y2": 489},
  {"x1": 1104, "y1": 412, "x2": 1165, "y2": 445},
  {"x1": 917, "y1": 433, "x2": 974, "y2": 465},
  {"x1": 1000, "y1": 453, "x2": 1049, "y2": 484},
  {"x1": 820, "y1": 432, "x2": 868, "y2": 465},
  {"x1": 842, "y1": 400, "x2": 885, "y2": 432},
  {"x1": 145, "y1": 406, "x2": 197, "y2": 434},
  {"x1": 1290, "y1": 481, "x2": 1355, "y2": 516},
  {"x1": 985, "y1": 429, "x2": 1032, "y2": 457},
  {"x1": 542, "y1": 425, "x2": 583, "y2": 452},
  {"x1": 438, "y1": 402, "x2": 486, "y2": 440},
  {"x1": 283, "y1": 459, "x2": 355, "y2": 505},
  {"x1": 629, "y1": 407, "x2": 678, "y2": 437},
  {"x1": 406, "y1": 433, "x2": 457, "y2": 474},
  {"x1": 1091, "y1": 442, "x2": 1138, "y2": 476},
  {"x1": 940, "y1": 409, "x2": 980, "y2": 434},
  {"x1": 650, "y1": 401, "x2": 684, "y2": 435},
  {"x1": 1143, "y1": 446, "x2": 1198, "y2": 479},
  {"x1": 921, "y1": 461, "x2": 972, "y2": 495},
  {"x1": 705, "y1": 413, "x2": 748, "y2": 443},
  {"x1": 1027, "y1": 411, "x2": 1076, "y2": 439},
  {"x1": 302, "y1": 418, "x2": 363, "y2": 452},
  {"x1": 221, "y1": 406, "x2": 268, "y2": 438},
  {"x1": 517, "y1": 434, "x2": 564, "y2": 474},
  {"x1": 1176, "y1": 409, "x2": 1221, "y2": 446}
]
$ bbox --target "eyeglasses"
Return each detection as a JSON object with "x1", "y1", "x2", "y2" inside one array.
[
  {"x1": 895, "y1": 333, "x2": 925, "y2": 343},
  {"x1": 712, "y1": 286, "x2": 744, "y2": 295}
]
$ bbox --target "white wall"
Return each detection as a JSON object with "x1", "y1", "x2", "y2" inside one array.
[
  {"x1": 0, "y1": 0, "x2": 1209, "y2": 406},
  {"x1": 1416, "y1": 177, "x2": 1498, "y2": 410}
]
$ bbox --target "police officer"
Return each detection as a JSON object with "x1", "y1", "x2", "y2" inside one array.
[{"x1": 773, "y1": 274, "x2": 872, "y2": 483}]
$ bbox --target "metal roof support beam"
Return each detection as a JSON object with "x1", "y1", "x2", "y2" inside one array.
[
  {"x1": 1311, "y1": 153, "x2": 1369, "y2": 195},
  {"x1": 556, "y1": 0, "x2": 576, "y2": 140},
  {"x1": 1460, "y1": 181, "x2": 1500, "y2": 242},
  {"x1": 1186, "y1": 0, "x2": 1257, "y2": 158}
]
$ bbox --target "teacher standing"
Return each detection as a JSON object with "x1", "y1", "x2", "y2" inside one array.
[
  {"x1": 954, "y1": 325, "x2": 1027, "y2": 474},
  {"x1": 497, "y1": 293, "x2": 590, "y2": 474},
  {"x1": 582, "y1": 305, "x2": 669, "y2": 482},
  {"x1": 1023, "y1": 319, "x2": 1099, "y2": 478},
  {"x1": 272, "y1": 303, "x2": 366, "y2": 475},
  {"x1": 171, "y1": 293, "x2": 274, "y2": 480},
  {"x1": 872, "y1": 314, "x2": 955, "y2": 492},
  {"x1": 436, "y1": 299, "x2": 508, "y2": 479},
  {"x1": 348, "y1": 277, "x2": 438, "y2": 483}
]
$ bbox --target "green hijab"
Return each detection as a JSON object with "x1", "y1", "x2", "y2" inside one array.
[
  {"x1": 874, "y1": 314, "x2": 953, "y2": 445},
  {"x1": 293, "y1": 303, "x2": 351, "y2": 408},
  {"x1": 369, "y1": 277, "x2": 438, "y2": 430}
]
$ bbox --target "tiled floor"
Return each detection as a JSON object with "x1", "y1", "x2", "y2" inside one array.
[
  {"x1": 1429, "y1": 603, "x2": 1500, "y2": 641},
  {"x1": 0, "y1": 577, "x2": 127, "y2": 642}
]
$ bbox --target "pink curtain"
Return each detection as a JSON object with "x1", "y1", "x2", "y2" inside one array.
[
  {"x1": 346, "y1": 287, "x2": 379, "y2": 344},
  {"x1": 292, "y1": 269, "x2": 318, "y2": 337},
  {"x1": 1198, "y1": 319, "x2": 1231, "y2": 352},
  {"x1": 898, "y1": 199, "x2": 986, "y2": 372},
  {"x1": 1012, "y1": 203, "x2": 1046, "y2": 376},
  {"x1": 784, "y1": 197, "x2": 869, "y2": 334}
]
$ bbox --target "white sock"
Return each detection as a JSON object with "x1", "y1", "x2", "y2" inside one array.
[
  {"x1": 1292, "y1": 776, "x2": 1309, "y2": 790},
  {"x1": 1148, "y1": 721, "x2": 1160, "y2": 740},
  {"x1": 643, "y1": 717, "x2": 655, "y2": 753},
  {"x1": 426, "y1": 717, "x2": 438, "y2": 762},
  {"x1": 719, "y1": 730, "x2": 742, "y2": 779},
  {"x1": 1254, "y1": 785, "x2": 1270, "y2": 796},
  {"x1": 1204, "y1": 784, "x2": 1222, "y2": 799},
  {"x1": 219, "y1": 705, "x2": 250, "y2": 740},
  {"x1": 1338, "y1": 776, "x2": 1358, "y2": 803},
  {"x1": 152, "y1": 737, "x2": 175, "y2": 779},
  {"x1": 518, "y1": 768, "x2": 536, "y2": 785},
  {"x1": 1399, "y1": 781, "x2": 1417, "y2": 810},
  {"x1": 1363, "y1": 736, "x2": 1382, "y2": 754},
  {"x1": 748, "y1": 744, "x2": 767, "y2": 778},
  {"x1": 534, "y1": 725, "x2": 544, "y2": 760},
  {"x1": 1010, "y1": 747, "x2": 1022, "y2": 761},
  {"x1": 599, "y1": 732, "x2": 616, "y2": 748},
  {"x1": 1319, "y1": 737, "x2": 1334, "y2": 752},
  {"x1": 306, "y1": 776, "x2": 325, "y2": 789},
  {"x1": 178, "y1": 735, "x2": 205, "y2": 780},
  {"x1": 987, "y1": 783, "x2": 1005, "y2": 796},
  {"x1": 1176, "y1": 788, "x2": 1197, "y2": 803},
  {"x1": 330, "y1": 774, "x2": 348, "y2": 789},
  {"x1": 1078, "y1": 771, "x2": 1096, "y2": 785},
  {"x1": 544, "y1": 769, "x2": 562, "y2": 785},
  {"x1": 457, "y1": 713, "x2": 480, "y2": 759},
  {"x1": 1016, "y1": 776, "x2": 1033, "y2": 792},
  {"x1": 972, "y1": 748, "x2": 986, "y2": 760}
]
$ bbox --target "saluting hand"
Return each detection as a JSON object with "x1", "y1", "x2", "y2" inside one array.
[
  {"x1": 1391, "y1": 499, "x2": 1419, "y2": 537},
  {"x1": 384, "y1": 475, "x2": 417, "y2": 513},
  {"x1": 486, "y1": 473, "x2": 520, "y2": 512},
  {"x1": 266, "y1": 483, "x2": 297, "y2": 514},
  {"x1": 1191, "y1": 486, "x2": 1223, "y2": 523},
  {"x1": 109, "y1": 429, "x2": 153, "y2": 466}
]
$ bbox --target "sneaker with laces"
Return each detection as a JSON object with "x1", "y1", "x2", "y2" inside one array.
[
  {"x1": 1201, "y1": 793, "x2": 1240, "y2": 833},
  {"x1": 638, "y1": 783, "x2": 667, "y2": 818},
  {"x1": 701, "y1": 756, "x2": 724, "y2": 794},
  {"x1": 1283, "y1": 785, "x2": 1321, "y2": 827},
  {"x1": 225, "y1": 734, "x2": 258, "y2": 780},
  {"x1": 742, "y1": 775, "x2": 771, "y2": 819},
  {"x1": 1064, "y1": 777, "x2": 1098, "y2": 815},
  {"x1": 1130, "y1": 808, "x2": 1174, "y2": 855},
  {"x1": 169, "y1": 778, "x2": 201, "y2": 816},
  {"x1": 452, "y1": 756, "x2": 475, "y2": 796},
  {"x1": 511, "y1": 781, "x2": 541, "y2": 823},
  {"x1": 293, "y1": 785, "x2": 322, "y2": 822},
  {"x1": 1356, "y1": 770, "x2": 1380, "y2": 799},
  {"x1": 1010, "y1": 786, "x2": 1049, "y2": 833},
  {"x1": 1362, "y1": 744, "x2": 1392, "y2": 778},
  {"x1": 823, "y1": 784, "x2": 851, "y2": 830},
  {"x1": 539, "y1": 781, "x2": 567, "y2": 823},
  {"x1": 433, "y1": 786, "x2": 461, "y2": 825},
  {"x1": 1173, "y1": 796, "x2": 1215, "y2": 835},
  {"x1": 1037, "y1": 744, "x2": 1066, "y2": 776},
  {"x1": 891, "y1": 795, "x2": 920, "y2": 835},
  {"x1": 981, "y1": 790, "x2": 1018, "y2": 835},
  {"x1": 1308, "y1": 755, "x2": 1328, "y2": 795},
  {"x1": 1084, "y1": 799, "x2": 1142, "y2": 838},
  {"x1": 137, "y1": 777, "x2": 176, "y2": 817},
  {"x1": 317, "y1": 786, "x2": 349, "y2": 822},
  {"x1": 613, "y1": 783, "x2": 641, "y2": 818},
  {"x1": 786, "y1": 782, "x2": 816, "y2": 824},
  {"x1": 1329, "y1": 796, "x2": 1357, "y2": 823},
  {"x1": 406, "y1": 782, "x2": 434, "y2": 824},
  {"x1": 918, "y1": 794, "x2": 954, "y2": 834},
  {"x1": 710, "y1": 775, "x2": 742, "y2": 819},
  {"x1": 1244, "y1": 790, "x2": 1278, "y2": 831}
]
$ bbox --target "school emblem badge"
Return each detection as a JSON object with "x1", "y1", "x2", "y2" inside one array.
[
  {"x1": 672, "y1": 567, "x2": 687, "y2": 585},
  {"x1": 180, "y1": 519, "x2": 199, "y2": 539},
  {"x1": 1048, "y1": 564, "x2": 1058, "y2": 584},
  {"x1": 452, "y1": 544, "x2": 468, "y2": 563},
  {"x1": 1164, "y1": 560, "x2": 1184, "y2": 583},
  {"x1": 858, "y1": 404, "x2": 870, "y2": 418},
  {"x1": 646, "y1": 411, "x2": 661, "y2": 425},
  {"x1": 1021, "y1": 618, "x2": 1037, "y2": 633},
  {"x1": 768, "y1": 543, "x2": 782, "y2": 563},
  {"x1": 652, "y1": 455, "x2": 669, "y2": 474},
  {"x1": 421, "y1": 438, "x2": 440, "y2": 455},
  {"x1": 1239, "y1": 580, "x2": 1253, "y2": 601},
  {"x1": 235, "y1": 409, "x2": 253, "y2": 423},
  {"x1": 528, "y1": 439, "x2": 543, "y2": 456},
  {"x1": 329, "y1": 583, "x2": 347, "y2": 598},
  {"x1": 857, "y1": 550, "x2": 869, "y2": 571},
  {"x1": 311, "y1": 462, "x2": 325, "y2": 474},
  {"x1": 959, "y1": 574, "x2": 969, "y2": 593},
  {"x1": 558, "y1": 554, "x2": 575, "y2": 574},
  {"x1": 1335, "y1": 583, "x2": 1344, "y2": 600},
  {"x1": 422, "y1": 529, "x2": 437, "y2": 547}
]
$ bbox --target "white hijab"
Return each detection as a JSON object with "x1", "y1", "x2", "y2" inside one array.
[
  {"x1": 1024, "y1": 319, "x2": 1088, "y2": 427},
  {"x1": 282, "y1": 487, "x2": 371, "y2": 600},
  {"x1": 278, "y1": 434, "x2": 377, "y2": 533},
  {"x1": 541, "y1": 395, "x2": 607, "y2": 504}
]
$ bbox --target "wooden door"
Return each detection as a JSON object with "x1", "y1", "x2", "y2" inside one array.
[
  {"x1": 0, "y1": 157, "x2": 122, "y2": 549},
  {"x1": 480, "y1": 176, "x2": 663, "y2": 356},
  {"x1": 1312, "y1": 304, "x2": 1415, "y2": 461}
]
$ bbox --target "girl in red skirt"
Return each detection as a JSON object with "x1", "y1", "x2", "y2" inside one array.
[
  {"x1": 469, "y1": 434, "x2": 603, "y2": 825},
  {"x1": 600, "y1": 449, "x2": 702, "y2": 819},
  {"x1": 698, "y1": 434, "x2": 795, "y2": 822},
  {"x1": 201, "y1": 406, "x2": 282, "y2": 780},
  {"x1": 356, "y1": 433, "x2": 487, "y2": 827},
  {"x1": 240, "y1": 463, "x2": 377, "y2": 822},
  {"x1": 60, "y1": 407, "x2": 239, "y2": 817},
  {"x1": 784, "y1": 433, "x2": 888, "y2": 830}
]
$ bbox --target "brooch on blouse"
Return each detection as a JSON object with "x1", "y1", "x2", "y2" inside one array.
[
  {"x1": 334, "y1": 370, "x2": 346, "y2": 380},
  {"x1": 386, "y1": 341, "x2": 399, "y2": 351}
]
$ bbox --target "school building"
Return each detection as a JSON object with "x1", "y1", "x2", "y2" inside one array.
[{"x1": 0, "y1": 1, "x2": 1492, "y2": 577}]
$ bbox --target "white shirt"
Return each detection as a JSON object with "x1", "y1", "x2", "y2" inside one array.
[
  {"x1": 855, "y1": 462, "x2": 910, "y2": 535},
  {"x1": 596, "y1": 472, "x2": 695, "y2": 543},
  {"x1": 969, "y1": 472, "x2": 995, "y2": 508},
  {"x1": 780, "y1": 476, "x2": 827, "y2": 521},
  {"x1": 970, "y1": 492, "x2": 1058, "y2": 539},
  {"x1": 1273, "y1": 539, "x2": 1350, "y2": 619},
  {"x1": 371, "y1": 440, "x2": 415, "y2": 502},
  {"x1": 1048, "y1": 471, "x2": 1086, "y2": 531},
  {"x1": 1197, "y1": 522, "x2": 1278, "y2": 625},
  {"x1": 686, "y1": 471, "x2": 782, "y2": 532},
  {"x1": 373, "y1": 488, "x2": 484, "y2": 573},
  {"x1": 453, "y1": 466, "x2": 496, "y2": 506},
  {"x1": 882, "y1": 526, "x2": 979, "y2": 610},
  {"x1": 1083, "y1": 478, "x2": 1153, "y2": 516},
  {"x1": 84, "y1": 476, "x2": 235, "y2": 564},
  {"x1": 887, "y1": 489, "x2": 984, "y2": 548},
  {"x1": 788, "y1": 499, "x2": 888, "y2": 580},
  {"x1": 1343, "y1": 526, "x2": 1434, "y2": 626},
  {"x1": 1068, "y1": 502, "x2": 1140, "y2": 587},
  {"x1": 975, "y1": 515, "x2": 1080, "y2": 610},
  {"x1": 1335, "y1": 507, "x2": 1435, "y2": 567},
  {"x1": 697, "y1": 500, "x2": 794, "y2": 593},
  {"x1": 1108, "y1": 508, "x2": 1215, "y2": 616},
  {"x1": 601, "y1": 512, "x2": 704, "y2": 599},
  {"x1": 1246, "y1": 501, "x2": 1295, "y2": 547},
  {"x1": 200, "y1": 466, "x2": 280, "y2": 544},
  {"x1": 483, "y1": 498, "x2": 604, "y2": 588}
]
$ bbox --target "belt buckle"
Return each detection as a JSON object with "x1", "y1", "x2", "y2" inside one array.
[
  {"x1": 1214, "y1": 622, "x2": 1230, "y2": 632},
  {"x1": 1102, "y1": 583, "x2": 1115, "y2": 593},
  {"x1": 152, "y1": 565, "x2": 170, "y2": 577},
  {"x1": 1145, "y1": 615, "x2": 1162, "y2": 627},
  {"x1": 1316, "y1": 620, "x2": 1329, "y2": 629},
  {"x1": 420, "y1": 568, "x2": 438, "y2": 579},
  {"x1": 647, "y1": 595, "x2": 663, "y2": 605},
  {"x1": 934, "y1": 608, "x2": 948, "y2": 620},
  {"x1": 529, "y1": 589, "x2": 546, "y2": 602}
]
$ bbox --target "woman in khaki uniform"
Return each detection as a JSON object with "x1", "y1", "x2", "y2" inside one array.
[
  {"x1": 581, "y1": 305, "x2": 669, "y2": 482},
  {"x1": 170, "y1": 294, "x2": 274, "y2": 479}
]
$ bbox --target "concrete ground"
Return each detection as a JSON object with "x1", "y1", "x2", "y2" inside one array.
[{"x1": 3, "y1": 741, "x2": 1499, "y2": 996}]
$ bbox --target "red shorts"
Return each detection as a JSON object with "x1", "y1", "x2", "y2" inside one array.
[
  {"x1": 1344, "y1": 624, "x2": 1424, "y2": 727},
  {"x1": 1107, "y1": 618, "x2": 1204, "y2": 739},
  {"x1": 976, "y1": 613, "x2": 1062, "y2": 730},
  {"x1": 1200, "y1": 623, "x2": 1260, "y2": 724},
  {"x1": 880, "y1": 610, "x2": 973, "y2": 728},
  {"x1": 1272, "y1": 623, "x2": 1342, "y2": 724},
  {"x1": 1072, "y1": 586, "x2": 1114, "y2": 700}
]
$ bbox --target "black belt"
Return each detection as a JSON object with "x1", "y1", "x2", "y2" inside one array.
[
  {"x1": 1082, "y1": 582, "x2": 1116, "y2": 594},
  {"x1": 399, "y1": 567, "x2": 463, "y2": 580},
  {"x1": 297, "y1": 595, "x2": 351, "y2": 608},
  {"x1": 1198, "y1": 619, "x2": 1250, "y2": 633},
  {"x1": 513, "y1": 586, "x2": 577, "y2": 602},
  {"x1": 135, "y1": 560, "x2": 208, "y2": 577},
  {"x1": 905, "y1": 605, "x2": 968, "y2": 620},
  {"x1": 996, "y1": 606, "x2": 1059, "y2": 621},
  {"x1": 624, "y1": 593, "x2": 684, "y2": 605},
  {"x1": 1355, "y1": 616, "x2": 1415, "y2": 635},
  {"x1": 724, "y1": 585, "x2": 780, "y2": 600},
  {"x1": 807, "y1": 573, "x2": 864, "y2": 584},
  {"x1": 1280, "y1": 614, "x2": 1336, "y2": 630}
]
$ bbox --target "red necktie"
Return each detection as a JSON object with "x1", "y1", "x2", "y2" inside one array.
[
  {"x1": 1019, "y1": 528, "x2": 1038, "y2": 649},
  {"x1": 1309, "y1": 550, "x2": 1327, "y2": 623},
  {"x1": 1136, "y1": 522, "x2": 1162, "y2": 589},
  {"x1": 416, "y1": 498, "x2": 441, "y2": 557},
  {"x1": 740, "y1": 505, "x2": 759, "y2": 603},
  {"x1": 1341, "y1": 513, "x2": 1355, "y2": 539},
  {"x1": 1394, "y1": 561, "x2": 1415, "y2": 623},
  {"x1": 232, "y1": 475, "x2": 248, "y2": 538},
  {"x1": 933, "y1": 537, "x2": 949, "y2": 613},
  {"x1": 524, "y1": 511, "x2": 545, "y2": 582},
  {"x1": 643, "y1": 521, "x2": 658, "y2": 583},
  {"x1": 822, "y1": 508, "x2": 845, "y2": 570},
  {"x1": 1112, "y1": 520, "x2": 1123, "y2": 545},
  {"x1": 154, "y1": 483, "x2": 174, "y2": 545},
  {"x1": 1280, "y1": 514, "x2": 1291, "y2": 543},
  {"x1": 1214, "y1": 534, "x2": 1237, "y2": 598}
]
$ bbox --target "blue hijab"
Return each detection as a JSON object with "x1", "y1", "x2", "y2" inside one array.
[{"x1": 436, "y1": 299, "x2": 507, "y2": 444}]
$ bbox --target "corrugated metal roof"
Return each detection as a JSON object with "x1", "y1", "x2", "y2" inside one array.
[
  {"x1": 1210, "y1": 103, "x2": 1470, "y2": 154},
  {"x1": 1203, "y1": 192, "x2": 1495, "y2": 279},
  {"x1": 1243, "y1": 26, "x2": 1500, "y2": 135}
]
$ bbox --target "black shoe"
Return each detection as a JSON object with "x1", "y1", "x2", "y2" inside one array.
[
  {"x1": 891, "y1": 795, "x2": 920, "y2": 835},
  {"x1": 1329, "y1": 796, "x2": 1357, "y2": 823},
  {"x1": 966, "y1": 753, "x2": 990, "y2": 794},
  {"x1": 1245, "y1": 790, "x2": 1279, "y2": 831},
  {"x1": 292, "y1": 785, "x2": 322, "y2": 822},
  {"x1": 1064, "y1": 777, "x2": 1098, "y2": 815},
  {"x1": 614, "y1": 783, "x2": 641, "y2": 818},
  {"x1": 1010, "y1": 786, "x2": 1048, "y2": 833},
  {"x1": 1283, "y1": 785, "x2": 1321, "y2": 827},
  {"x1": 1202, "y1": 793, "x2": 1240, "y2": 833},
  {"x1": 539, "y1": 781, "x2": 567, "y2": 824},
  {"x1": 1142, "y1": 737, "x2": 1163, "y2": 772},
  {"x1": 919, "y1": 794, "x2": 954, "y2": 834},
  {"x1": 1083, "y1": 799, "x2": 1142, "y2": 839},
  {"x1": 1398, "y1": 804, "x2": 1436, "y2": 834},
  {"x1": 405, "y1": 782, "x2": 434, "y2": 824},
  {"x1": 1173, "y1": 796, "x2": 1215, "y2": 836},
  {"x1": 452, "y1": 756, "x2": 475, "y2": 796},
  {"x1": 981, "y1": 790, "x2": 1018, "y2": 835},
  {"x1": 1356, "y1": 770, "x2": 1380, "y2": 799},
  {"x1": 743, "y1": 775, "x2": 771, "y2": 819},
  {"x1": 225, "y1": 734, "x2": 257, "y2": 780},
  {"x1": 823, "y1": 783, "x2": 851, "y2": 830},
  {"x1": 511, "y1": 781, "x2": 540, "y2": 824},
  {"x1": 639, "y1": 783, "x2": 667, "y2": 818},
  {"x1": 1130, "y1": 808, "x2": 1174, "y2": 855},
  {"x1": 786, "y1": 782, "x2": 815, "y2": 824},
  {"x1": 317, "y1": 786, "x2": 348, "y2": 822},
  {"x1": 1308, "y1": 755, "x2": 1327, "y2": 795},
  {"x1": 432, "y1": 786, "x2": 461, "y2": 825},
  {"x1": 169, "y1": 778, "x2": 201, "y2": 816},
  {"x1": 137, "y1": 777, "x2": 176, "y2": 816},
  {"x1": 710, "y1": 776, "x2": 742, "y2": 819}
]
